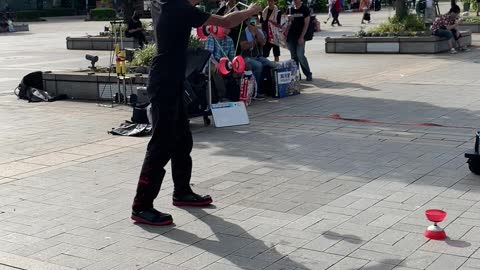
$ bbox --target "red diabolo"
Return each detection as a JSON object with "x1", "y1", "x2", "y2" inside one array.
[
  {"x1": 209, "y1": 25, "x2": 226, "y2": 39},
  {"x1": 424, "y1": 209, "x2": 447, "y2": 240},
  {"x1": 232, "y1": 56, "x2": 246, "y2": 74},
  {"x1": 218, "y1": 57, "x2": 231, "y2": 75}
]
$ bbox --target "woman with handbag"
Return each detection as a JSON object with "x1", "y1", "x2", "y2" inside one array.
[
  {"x1": 261, "y1": 0, "x2": 283, "y2": 62},
  {"x1": 360, "y1": 0, "x2": 371, "y2": 24}
]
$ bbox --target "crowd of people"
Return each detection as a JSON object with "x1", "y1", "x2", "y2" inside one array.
[
  {"x1": 0, "y1": 4, "x2": 14, "y2": 33},
  {"x1": 205, "y1": 0, "x2": 313, "y2": 101}
]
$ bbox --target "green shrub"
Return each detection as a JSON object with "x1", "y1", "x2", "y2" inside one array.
[
  {"x1": 463, "y1": 0, "x2": 478, "y2": 12},
  {"x1": 189, "y1": 35, "x2": 205, "y2": 49},
  {"x1": 90, "y1": 8, "x2": 117, "y2": 21},
  {"x1": 131, "y1": 44, "x2": 156, "y2": 66},
  {"x1": 463, "y1": 16, "x2": 480, "y2": 23},
  {"x1": 311, "y1": 0, "x2": 328, "y2": 13},
  {"x1": 255, "y1": 0, "x2": 288, "y2": 9},
  {"x1": 16, "y1": 10, "x2": 41, "y2": 21},
  {"x1": 368, "y1": 14, "x2": 426, "y2": 35},
  {"x1": 16, "y1": 8, "x2": 75, "y2": 21},
  {"x1": 131, "y1": 36, "x2": 205, "y2": 67},
  {"x1": 42, "y1": 8, "x2": 75, "y2": 17}
]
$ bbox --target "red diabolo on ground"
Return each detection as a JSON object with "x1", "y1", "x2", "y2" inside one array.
[{"x1": 424, "y1": 209, "x2": 447, "y2": 240}]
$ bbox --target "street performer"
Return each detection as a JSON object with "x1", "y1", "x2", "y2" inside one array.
[{"x1": 131, "y1": 0, "x2": 262, "y2": 226}]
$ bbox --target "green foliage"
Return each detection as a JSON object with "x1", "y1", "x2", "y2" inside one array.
[
  {"x1": 89, "y1": 8, "x2": 117, "y2": 21},
  {"x1": 189, "y1": 35, "x2": 205, "y2": 49},
  {"x1": 367, "y1": 14, "x2": 426, "y2": 35},
  {"x1": 255, "y1": 0, "x2": 288, "y2": 9},
  {"x1": 15, "y1": 11, "x2": 41, "y2": 21},
  {"x1": 131, "y1": 36, "x2": 205, "y2": 67},
  {"x1": 464, "y1": 0, "x2": 479, "y2": 12},
  {"x1": 463, "y1": 16, "x2": 480, "y2": 23},
  {"x1": 101, "y1": 0, "x2": 113, "y2": 6},
  {"x1": 131, "y1": 44, "x2": 156, "y2": 66},
  {"x1": 311, "y1": 0, "x2": 328, "y2": 13},
  {"x1": 16, "y1": 8, "x2": 75, "y2": 21}
]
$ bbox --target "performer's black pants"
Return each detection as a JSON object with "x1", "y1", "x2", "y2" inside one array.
[{"x1": 133, "y1": 62, "x2": 193, "y2": 211}]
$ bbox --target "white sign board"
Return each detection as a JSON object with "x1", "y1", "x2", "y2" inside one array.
[
  {"x1": 211, "y1": 102, "x2": 249, "y2": 128},
  {"x1": 276, "y1": 71, "x2": 292, "y2": 84}
]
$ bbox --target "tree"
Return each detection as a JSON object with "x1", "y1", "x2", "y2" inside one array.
[
  {"x1": 395, "y1": 0, "x2": 408, "y2": 20},
  {"x1": 123, "y1": 0, "x2": 135, "y2": 21}
]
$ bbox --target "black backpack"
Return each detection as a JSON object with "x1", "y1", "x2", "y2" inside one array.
[
  {"x1": 14, "y1": 71, "x2": 65, "y2": 102},
  {"x1": 14, "y1": 71, "x2": 44, "y2": 101}
]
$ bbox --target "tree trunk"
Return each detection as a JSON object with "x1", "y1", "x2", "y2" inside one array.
[
  {"x1": 395, "y1": 0, "x2": 407, "y2": 19},
  {"x1": 123, "y1": 0, "x2": 134, "y2": 21}
]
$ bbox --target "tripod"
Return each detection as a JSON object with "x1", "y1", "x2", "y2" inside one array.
[{"x1": 98, "y1": 20, "x2": 134, "y2": 108}]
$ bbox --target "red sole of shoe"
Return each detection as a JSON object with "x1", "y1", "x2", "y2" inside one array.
[
  {"x1": 131, "y1": 215, "x2": 173, "y2": 226},
  {"x1": 172, "y1": 199, "x2": 213, "y2": 207}
]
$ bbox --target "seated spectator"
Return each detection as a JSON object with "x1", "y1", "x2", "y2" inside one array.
[
  {"x1": 204, "y1": 27, "x2": 236, "y2": 101},
  {"x1": 431, "y1": 5, "x2": 468, "y2": 54},
  {"x1": 240, "y1": 17, "x2": 277, "y2": 99},
  {"x1": 126, "y1": 11, "x2": 148, "y2": 48}
]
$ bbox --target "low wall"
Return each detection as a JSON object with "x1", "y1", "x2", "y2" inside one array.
[
  {"x1": 13, "y1": 24, "x2": 29, "y2": 32},
  {"x1": 458, "y1": 23, "x2": 480, "y2": 33},
  {"x1": 325, "y1": 31, "x2": 472, "y2": 54},
  {"x1": 43, "y1": 71, "x2": 148, "y2": 101},
  {"x1": 66, "y1": 35, "x2": 153, "y2": 50}
]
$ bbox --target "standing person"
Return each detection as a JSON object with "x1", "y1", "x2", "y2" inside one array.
[
  {"x1": 131, "y1": 0, "x2": 262, "y2": 226},
  {"x1": 217, "y1": 0, "x2": 239, "y2": 15},
  {"x1": 217, "y1": 0, "x2": 242, "y2": 55},
  {"x1": 286, "y1": 0, "x2": 313, "y2": 81},
  {"x1": 331, "y1": 0, "x2": 342, "y2": 26},
  {"x1": 261, "y1": 0, "x2": 282, "y2": 62},
  {"x1": 360, "y1": 0, "x2": 371, "y2": 24},
  {"x1": 126, "y1": 11, "x2": 148, "y2": 48}
]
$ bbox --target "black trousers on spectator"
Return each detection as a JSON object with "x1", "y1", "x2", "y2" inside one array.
[
  {"x1": 331, "y1": 8, "x2": 340, "y2": 25},
  {"x1": 133, "y1": 64, "x2": 193, "y2": 211},
  {"x1": 263, "y1": 42, "x2": 280, "y2": 58},
  {"x1": 130, "y1": 31, "x2": 147, "y2": 48}
]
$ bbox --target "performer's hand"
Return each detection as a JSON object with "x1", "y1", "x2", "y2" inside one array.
[{"x1": 248, "y1": 3, "x2": 262, "y2": 15}]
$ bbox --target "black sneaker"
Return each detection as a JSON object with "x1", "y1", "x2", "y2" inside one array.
[
  {"x1": 306, "y1": 75, "x2": 313, "y2": 81},
  {"x1": 172, "y1": 192, "x2": 213, "y2": 207},
  {"x1": 131, "y1": 208, "x2": 173, "y2": 226}
]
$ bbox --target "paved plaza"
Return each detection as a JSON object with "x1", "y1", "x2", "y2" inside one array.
[{"x1": 2, "y1": 5, "x2": 480, "y2": 270}]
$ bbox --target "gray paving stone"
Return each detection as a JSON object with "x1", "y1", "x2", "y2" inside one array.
[
  {"x1": 399, "y1": 250, "x2": 441, "y2": 269},
  {"x1": 425, "y1": 254, "x2": 467, "y2": 270},
  {"x1": 328, "y1": 257, "x2": 369, "y2": 270},
  {"x1": 2, "y1": 8, "x2": 480, "y2": 270}
]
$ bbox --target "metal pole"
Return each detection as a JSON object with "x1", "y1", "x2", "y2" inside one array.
[{"x1": 207, "y1": 60, "x2": 212, "y2": 108}]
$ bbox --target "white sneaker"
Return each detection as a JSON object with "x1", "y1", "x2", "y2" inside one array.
[{"x1": 449, "y1": 48, "x2": 457, "y2": 54}]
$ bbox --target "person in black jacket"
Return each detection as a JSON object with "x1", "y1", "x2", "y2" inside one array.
[
  {"x1": 126, "y1": 11, "x2": 148, "y2": 48},
  {"x1": 131, "y1": 0, "x2": 262, "y2": 226}
]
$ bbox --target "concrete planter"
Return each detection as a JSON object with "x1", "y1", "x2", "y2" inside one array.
[
  {"x1": 325, "y1": 31, "x2": 472, "y2": 54},
  {"x1": 43, "y1": 71, "x2": 148, "y2": 101},
  {"x1": 66, "y1": 35, "x2": 153, "y2": 50},
  {"x1": 458, "y1": 23, "x2": 480, "y2": 33},
  {"x1": 13, "y1": 24, "x2": 29, "y2": 32}
]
